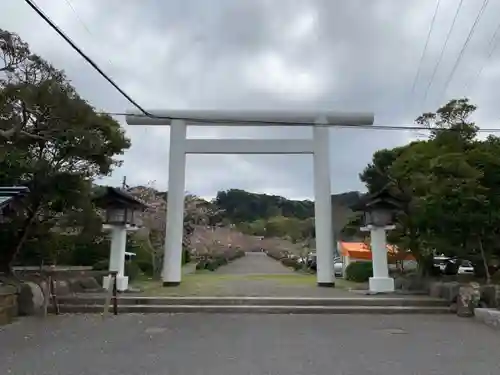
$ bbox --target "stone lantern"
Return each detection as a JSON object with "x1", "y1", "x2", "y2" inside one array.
[
  {"x1": 351, "y1": 187, "x2": 403, "y2": 293},
  {"x1": 93, "y1": 187, "x2": 146, "y2": 291}
]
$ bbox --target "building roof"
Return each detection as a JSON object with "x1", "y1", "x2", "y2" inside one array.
[
  {"x1": 339, "y1": 241, "x2": 414, "y2": 261},
  {"x1": 92, "y1": 186, "x2": 147, "y2": 209},
  {"x1": 0, "y1": 186, "x2": 30, "y2": 210},
  {"x1": 349, "y1": 187, "x2": 405, "y2": 212}
]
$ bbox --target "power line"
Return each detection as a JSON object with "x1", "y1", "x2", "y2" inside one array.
[
  {"x1": 62, "y1": 0, "x2": 117, "y2": 71},
  {"x1": 410, "y1": 0, "x2": 442, "y2": 97},
  {"x1": 100, "y1": 112, "x2": 500, "y2": 133},
  {"x1": 22, "y1": 0, "x2": 381, "y2": 128},
  {"x1": 24, "y1": 0, "x2": 151, "y2": 117},
  {"x1": 24, "y1": 0, "x2": 422, "y2": 130},
  {"x1": 422, "y1": 0, "x2": 465, "y2": 105},
  {"x1": 25, "y1": 0, "x2": 500, "y2": 134},
  {"x1": 440, "y1": 0, "x2": 490, "y2": 99},
  {"x1": 63, "y1": 0, "x2": 92, "y2": 36},
  {"x1": 464, "y1": 20, "x2": 500, "y2": 94}
]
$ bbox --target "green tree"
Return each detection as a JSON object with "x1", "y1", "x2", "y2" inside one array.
[
  {"x1": 360, "y1": 98, "x2": 500, "y2": 280},
  {"x1": 0, "y1": 29, "x2": 130, "y2": 273}
]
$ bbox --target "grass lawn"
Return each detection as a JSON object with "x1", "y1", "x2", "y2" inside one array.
[{"x1": 131, "y1": 272, "x2": 365, "y2": 297}]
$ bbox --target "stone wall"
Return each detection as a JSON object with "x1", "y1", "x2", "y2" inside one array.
[
  {"x1": 0, "y1": 285, "x2": 18, "y2": 325},
  {"x1": 426, "y1": 281, "x2": 500, "y2": 308}
]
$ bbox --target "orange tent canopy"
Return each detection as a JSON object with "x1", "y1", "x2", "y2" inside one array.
[{"x1": 339, "y1": 242, "x2": 414, "y2": 261}]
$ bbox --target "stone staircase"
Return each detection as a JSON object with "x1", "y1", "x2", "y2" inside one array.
[{"x1": 53, "y1": 295, "x2": 451, "y2": 314}]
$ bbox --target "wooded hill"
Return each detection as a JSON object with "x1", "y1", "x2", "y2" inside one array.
[{"x1": 212, "y1": 189, "x2": 362, "y2": 243}]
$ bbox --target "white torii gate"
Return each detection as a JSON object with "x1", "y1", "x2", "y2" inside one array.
[{"x1": 126, "y1": 110, "x2": 374, "y2": 287}]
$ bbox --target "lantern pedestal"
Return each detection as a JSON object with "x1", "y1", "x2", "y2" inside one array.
[
  {"x1": 361, "y1": 224, "x2": 395, "y2": 293},
  {"x1": 101, "y1": 224, "x2": 139, "y2": 292},
  {"x1": 368, "y1": 277, "x2": 394, "y2": 293},
  {"x1": 103, "y1": 274, "x2": 129, "y2": 292}
]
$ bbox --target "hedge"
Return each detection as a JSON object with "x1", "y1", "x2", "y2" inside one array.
[
  {"x1": 345, "y1": 261, "x2": 373, "y2": 282},
  {"x1": 195, "y1": 249, "x2": 245, "y2": 272},
  {"x1": 265, "y1": 249, "x2": 287, "y2": 260},
  {"x1": 92, "y1": 259, "x2": 142, "y2": 281}
]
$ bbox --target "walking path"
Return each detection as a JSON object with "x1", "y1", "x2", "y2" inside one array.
[
  {"x1": 138, "y1": 252, "x2": 357, "y2": 297},
  {"x1": 214, "y1": 252, "x2": 296, "y2": 275}
]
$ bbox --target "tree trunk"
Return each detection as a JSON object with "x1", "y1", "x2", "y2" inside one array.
[
  {"x1": 0, "y1": 207, "x2": 39, "y2": 275},
  {"x1": 478, "y1": 237, "x2": 491, "y2": 284}
]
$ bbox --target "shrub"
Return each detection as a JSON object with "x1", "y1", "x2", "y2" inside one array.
[
  {"x1": 205, "y1": 259, "x2": 218, "y2": 271},
  {"x1": 194, "y1": 248, "x2": 245, "y2": 272},
  {"x1": 345, "y1": 261, "x2": 373, "y2": 282},
  {"x1": 136, "y1": 260, "x2": 154, "y2": 276},
  {"x1": 267, "y1": 249, "x2": 285, "y2": 260},
  {"x1": 491, "y1": 270, "x2": 500, "y2": 284},
  {"x1": 182, "y1": 249, "x2": 191, "y2": 265},
  {"x1": 443, "y1": 261, "x2": 459, "y2": 275},
  {"x1": 92, "y1": 259, "x2": 142, "y2": 281},
  {"x1": 125, "y1": 261, "x2": 141, "y2": 281},
  {"x1": 419, "y1": 256, "x2": 441, "y2": 277},
  {"x1": 196, "y1": 260, "x2": 207, "y2": 270},
  {"x1": 291, "y1": 260, "x2": 303, "y2": 271},
  {"x1": 281, "y1": 257, "x2": 299, "y2": 268},
  {"x1": 92, "y1": 259, "x2": 109, "y2": 271}
]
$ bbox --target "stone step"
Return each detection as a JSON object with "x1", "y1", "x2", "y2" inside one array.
[
  {"x1": 56, "y1": 296, "x2": 449, "y2": 307},
  {"x1": 52, "y1": 304, "x2": 452, "y2": 314}
]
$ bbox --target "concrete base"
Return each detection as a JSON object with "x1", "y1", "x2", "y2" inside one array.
[
  {"x1": 369, "y1": 277, "x2": 395, "y2": 293},
  {"x1": 317, "y1": 282, "x2": 335, "y2": 288},
  {"x1": 474, "y1": 308, "x2": 500, "y2": 330},
  {"x1": 103, "y1": 276, "x2": 129, "y2": 292},
  {"x1": 163, "y1": 281, "x2": 181, "y2": 287}
]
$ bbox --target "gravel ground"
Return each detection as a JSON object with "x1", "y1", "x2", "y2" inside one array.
[
  {"x1": 214, "y1": 252, "x2": 297, "y2": 275},
  {"x1": 1, "y1": 314, "x2": 499, "y2": 375}
]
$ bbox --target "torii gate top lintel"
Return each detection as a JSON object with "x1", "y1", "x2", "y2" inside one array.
[{"x1": 125, "y1": 109, "x2": 374, "y2": 127}]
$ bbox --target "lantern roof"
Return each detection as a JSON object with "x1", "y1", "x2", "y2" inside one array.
[
  {"x1": 0, "y1": 186, "x2": 30, "y2": 210},
  {"x1": 92, "y1": 186, "x2": 147, "y2": 210},
  {"x1": 350, "y1": 186, "x2": 404, "y2": 212}
]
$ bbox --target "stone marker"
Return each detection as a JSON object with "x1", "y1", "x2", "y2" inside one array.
[
  {"x1": 17, "y1": 282, "x2": 45, "y2": 316},
  {"x1": 457, "y1": 282, "x2": 481, "y2": 318}
]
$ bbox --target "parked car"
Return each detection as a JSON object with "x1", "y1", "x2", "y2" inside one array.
[
  {"x1": 457, "y1": 259, "x2": 475, "y2": 275},
  {"x1": 433, "y1": 256, "x2": 475, "y2": 275},
  {"x1": 307, "y1": 253, "x2": 317, "y2": 271},
  {"x1": 433, "y1": 256, "x2": 451, "y2": 272},
  {"x1": 333, "y1": 257, "x2": 344, "y2": 277},
  {"x1": 302, "y1": 253, "x2": 344, "y2": 277}
]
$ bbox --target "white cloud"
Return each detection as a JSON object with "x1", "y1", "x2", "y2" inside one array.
[
  {"x1": 243, "y1": 51, "x2": 325, "y2": 99},
  {"x1": 3, "y1": 0, "x2": 500, "y2": 200}
]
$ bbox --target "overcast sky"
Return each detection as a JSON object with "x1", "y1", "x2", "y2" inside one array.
[{"x1": 2, "y1": 0, "x2": 500, "y2": 200}]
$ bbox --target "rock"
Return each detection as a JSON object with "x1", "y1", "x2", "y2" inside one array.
[
  {"x1": 441, "y1": 282, "x2": 460, "y2": 303},
  {"x1": 54, "y1": 280, "x2": 71, "y2": 296},
  {"x1": 395, "y1": 275, "x2": 429, "y2": 292},
  {"x1": 450, "y1": 302, "x2": 458, "y2": 313},
  {"x1": 79, "y1": 277, "x2": 101, "y2": 290},
  {"x1": 474, "y1": 308, "x2": 500, "y2": 330},
  {"x1": 67, "y1": 278, "x2": 85, "y2": 293},
  {"x1": 480, "y1": 285, "x2": 500, "y2": 308},
  {"x1": 457, "y1": 282, "x2": 481, "y2": 318},
  {"x1": 429, "y1": 282, "x2": 443, "y2": 298},
  {"x1": 17, "y1": 282, "x2": 46, "y2": 316},
  {"x1": 394, "y1": 277, "x2": 405, "y2": 290}
]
